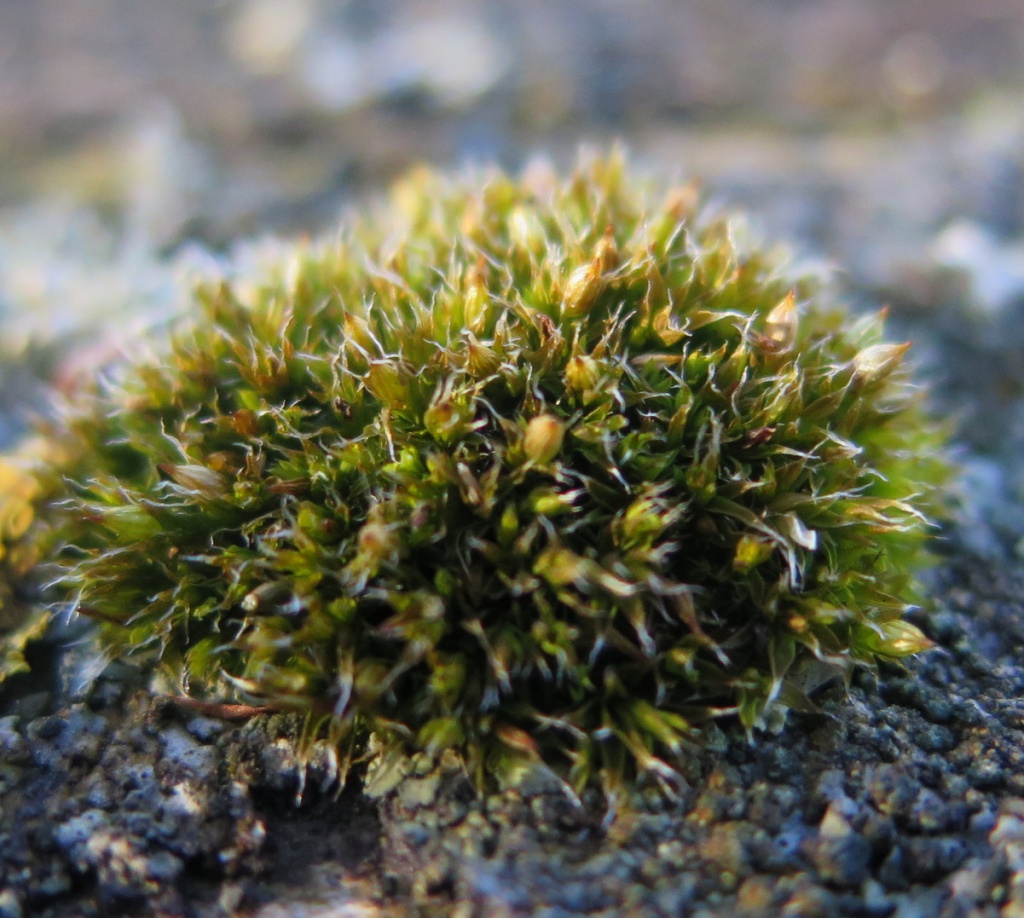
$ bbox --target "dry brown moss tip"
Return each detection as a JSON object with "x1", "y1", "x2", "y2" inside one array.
[{"x1": 42, "y1": 152, "x2": 948, "y2": 795}]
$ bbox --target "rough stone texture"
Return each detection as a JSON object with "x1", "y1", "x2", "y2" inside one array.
[
  {"x1": 0, "y1": 688, "x2": 383, "y2": 917},
  {"x1": 0, "y1": 691, "x2": 259, "y2": 916}
]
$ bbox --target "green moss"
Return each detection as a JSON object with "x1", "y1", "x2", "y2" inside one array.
[
  {"x1": 0, "y1": 449, "x2": 50, "y2": 683},
  {"x1": 43, "y1": 153, "x2": 948, "y2": 795}
]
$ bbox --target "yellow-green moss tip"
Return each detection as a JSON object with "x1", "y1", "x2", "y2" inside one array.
[
  {"x1": 45, "y1": 153, "x2": 949, "y2": 794},
  {"x1": 0, "y1": 450, "x2": 51, "y2": 683}
]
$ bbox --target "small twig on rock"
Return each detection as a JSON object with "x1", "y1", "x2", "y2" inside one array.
[{"x1": 160, "y1": 695, "x2": 274, "y2": 720}]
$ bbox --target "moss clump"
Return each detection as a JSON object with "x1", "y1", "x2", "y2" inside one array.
[{"x1": 44, "y1": 153, "x2": 947, "y2": 794}]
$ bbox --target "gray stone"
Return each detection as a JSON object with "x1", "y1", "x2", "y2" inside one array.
[
  {"x1": 0, "y1": 718, "x2": 26, "y2": 764},
  {"x1": 54, "y1": 809, "x2": 108, "y2": 854},
  {"x1": 0, "y1": 889, "x2": 21, "y2": 918},
  {"x1": 185, "y1": 715, "x2": 225, "y2": 743},
  {"x1": 809, "y1": 832, "x2": 873, "y2": 889},
  {"x1": 161, "y1": 725, "x2": 218, "y2": 776}
]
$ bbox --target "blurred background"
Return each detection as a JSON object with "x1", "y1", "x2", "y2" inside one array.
[
  {"x1": 4, "y1": 1, "x2": 1024, "y2": 238},
  {"x1": 1, "y1": 0, "x2": 1024, "y2": 464}
]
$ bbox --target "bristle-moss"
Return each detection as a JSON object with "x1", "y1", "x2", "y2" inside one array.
[{"x1": 39, "y1": 152, "x2": 949, "y2": 795}]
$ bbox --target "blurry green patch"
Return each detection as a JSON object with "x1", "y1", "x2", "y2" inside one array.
[{"x1": 0, "y1": 455, "x2": 48, "y2": 684}]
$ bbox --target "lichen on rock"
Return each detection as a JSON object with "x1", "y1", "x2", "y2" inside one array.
[{"x1": 36, "y1": 152, "x2": 948, "y2": 796}]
